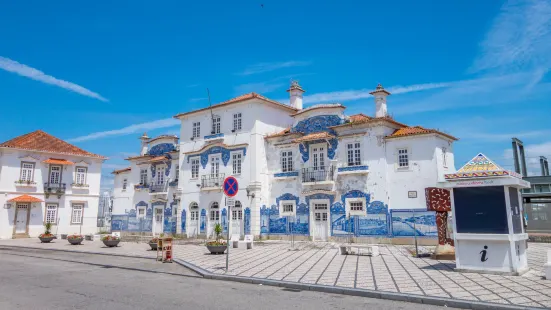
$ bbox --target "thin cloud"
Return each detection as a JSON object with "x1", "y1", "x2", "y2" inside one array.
[
  {"x1": 238, "y1": 61, "x2": 311, "y2": 76},
  {"x1": 0, "y1": 56, "x2": 108, "y2": 102},
  {"x1": 276, "y1": 81, "x2": 452, "y2": 105},
  {"x1": 67, "y1": 118, "x2": 179, "y2": 142},
  {"x1": 469, "y1": 0, "x2": 551, "y2": 84}
]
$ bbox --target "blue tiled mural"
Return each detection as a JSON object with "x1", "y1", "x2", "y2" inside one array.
[
  {"x1": 200, "y1": 209, "x2": 206, "y2": 233},
  {"x1": 244, "y1": 207, "x2": 251, "y2": 235},
  {"x1": 181, "y1": 209, "x2": 186, "y2": 233},
  {"x1": 390, "y1": 209, "x2": 437, "y2": 237}
]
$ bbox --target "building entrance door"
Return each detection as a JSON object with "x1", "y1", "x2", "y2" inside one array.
[
  {"x1": 154, "y1": 208, "x2": 163, "y2": 235},
  {"x1": 208, "y1": 202, "x2": 220, "y2": 238},
  {"x1": 231, "y1": 201, "x2": 244, "y2": 237},
  {"x1": 15, "y1": 204, "x2": 29, "y2": 234},
  {"x1": 313, "y1": 203, "x2": 328, "y2": 241},
  {"x1": 189, "y1": 204, "x2": 199, "y2": 237}
]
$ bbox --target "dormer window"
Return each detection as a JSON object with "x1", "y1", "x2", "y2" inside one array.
[{"x1": 211, "y1": 115, "x2": 221, "y2": 134}]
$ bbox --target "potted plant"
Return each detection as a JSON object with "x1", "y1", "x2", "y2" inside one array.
[
  {"x1": 149, "y1": 237, "x2": 159, "y2": 250},
  {"x1": 206, "y1": 223, "x2": 227, "y2": 254},
  {"x1": 67, "y1": 234, "x2": 84, "y2": 245},
  {"x1": 38, "y1": 222, "x2": 55, "y2": 243},
  {"x1": 102, "y1": 235, "x2": 121, "y2": 247}
]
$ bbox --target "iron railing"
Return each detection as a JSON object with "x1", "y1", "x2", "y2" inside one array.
[
  {"x1": 44, "y1": 183, "x2": 66, "y2": 197},
  {"x1": 201, "y1": 173, "x2": 225, "y2": 188},
  {"x1": 149, "y1": 183, "x2": 168, "y2": 193},
  {"x1": 301, "y1": 166, "x2": 335, "y2": 183}
]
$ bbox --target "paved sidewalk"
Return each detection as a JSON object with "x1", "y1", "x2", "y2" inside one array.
[{"x1": 2, "y1": 238, "x2": 551, "y2": 308}]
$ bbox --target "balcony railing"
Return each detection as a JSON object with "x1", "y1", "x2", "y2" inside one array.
[
  {"x1": 169, "y1": 179, "x2": 179, "y2": 187},
  {"x1": 201, "y1": 173, "x2": 225, "y2": 189},
  {"x1": 134, "y1": 183, "x2": 149, "y2": 191},
  {"x1": 14, "y1": 180, "x2": 37, "y2": 187},
  {"x1": 301, "y1": 166, "x2": 335, "y2": 183},
  {"x1": 44, "y1": 183, "x2": 66, "y2": 198},
  {"x1": 149, "y1": 183, "x2": 168, "y2": 193}
]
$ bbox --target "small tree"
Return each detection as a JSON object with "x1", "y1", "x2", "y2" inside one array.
[
  {"x1": 214, "y1": 223, "x2": 223, "y2": 242},
  {"x1": 44, "y1": 222, "x2": 52, "y2": 235}
]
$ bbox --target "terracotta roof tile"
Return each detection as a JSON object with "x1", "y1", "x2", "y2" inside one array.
[
  {"x1": 112, "y1": 167, "x2": 131, "y2": 174},
  {"x1": 43, "y1": 158, "x2": 75, "y2": 165},
  {"x1": 292, "y1": 132, "x2": 335, "y2": 143},
  {"x1": 0, "y1": 130, "x2": 105, "y2": 159},
  {"x1": 387, "y1": 126, "x2": 457, "y2": 140},
  {"x1": 265, "y1": 127, "x2": 294, "y2": 138},
  {"x1": 174, "y1": 92, "x2": 297, "y2": 118},
  {"x1": 8, "y1": 195, "x2": 43, "y2": 203},
  {"x1": 349, "y1": 113, "x2": 371, "y2": 123}
]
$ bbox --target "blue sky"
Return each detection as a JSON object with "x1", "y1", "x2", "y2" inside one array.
[{"x1": 1, "y1": 0, "x2": 550, "y2": 189}]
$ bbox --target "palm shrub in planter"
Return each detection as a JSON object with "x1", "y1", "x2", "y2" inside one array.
[
  {"x1": 102, "y1": 235, "x2": 121, "y2": 247},
  {"x1": 206, "y1": 223, "x2": 227, "y2": 254},
  {"x1": 67, "y1": 234, "x2": 84, "y2": 245},
  {"x1": 38, "y1": 222, "x2": 55, "y2": 243}
]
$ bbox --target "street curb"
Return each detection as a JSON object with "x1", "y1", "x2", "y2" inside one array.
[
  {"x1": 175, "y1": 260, "x2": 542, "y2": 310},
  {"x1": 1, "y1": 245, "x2": 543, "y2": 310}
]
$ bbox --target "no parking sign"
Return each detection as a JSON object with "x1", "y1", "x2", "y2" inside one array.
[{"x1": 223, "y1": 176, "x2": 238, "y2": 197}]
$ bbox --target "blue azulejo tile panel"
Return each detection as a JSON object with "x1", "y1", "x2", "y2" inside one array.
[
  {"x1": 111, "y1": 213, "x2": 153, "y2": 232},
  {"x1": 390, "y1": 209, "x2": 437, "y2": 237},
  {"x1": 181, "y1": 209, "x2": 186, "y2": 233},
  {"x1": 222, "y1": 208, "x2": 228, "y2": 233},
  {"x1": 291, "y1": 115, "x2": 343, "y2": 135},
  {"x1": 200, "y1": 209, "x2": 206, "y2": 233},
  {"x1": 148, "y1": 143, "x2": 176, "y2": 156},
  {"x1": 274, "y1": 171, "x2": 299, "y2": 178},
  {"x1": 357, "y1": 214, "x2": 388, "y2": 236},
  {"x1": 191, "y1": 145, "x2": 247, "y2": 168},
  {"x1": 204, "y1": 133, "x2": 224, "y2": 140},
  {"x1": 260, "y1": 205, "x2": 269, "y2": 234},
  {"x1": 338, "y1": 165, "x2": 369, "y2": 172},
  {"x1": 244, "y1": 208, "x2": 251, "y2": 234}
]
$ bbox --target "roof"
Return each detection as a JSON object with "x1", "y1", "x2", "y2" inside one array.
[
  {"x1": 330, "y1": 116, "x2": 407, "y2": 129},
  {"x1": 445, "y1": 153, "x2": 522, "y2": 180},
  {"x1": 125, "y1": 154, "x2": 151, "y2": 160},
  {"x1": 147, "y1": 135, "x2": 178, "y2": 144},
  {"x1": 457, "y1": 153, "x2": 504, "y2": 173},
  {"x1": 386, "y1": 126, "x2": 457, "y2": 141},
  {"x1": 291, "y1": 103, "x2": 345, "y2": 116},
  {"x1": 174, "y1": 92, "x2": 297, "y2": 119},
  {"x1": 369, "y1": 83, "x2": 391, "y2": 95},
  {"x1": 43, "y1": 158, "x2": 75, "y2": 165},
  {"x1": 112, "y1": 167, "x2": 131, "y2": 174},
  {"x1": 8, "y1": 195, "x2": 43, "y2": 203},
  {"x1": 147, "y1": 156, "x2": 169, "y2": 163},
  {"x1": 292, "y1": 132, "x2": 335, "y2": 143},
  {"x1": 0, "y1": 130, "x2": 105, "y2": 159},
  {"x1": 348, "y1": 113, "x2": 371, "y2": 123}
]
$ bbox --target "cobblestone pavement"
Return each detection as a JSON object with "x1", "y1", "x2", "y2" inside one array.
[{"x1": 2, "y1": 239, "x2": 551, "y2": 308}]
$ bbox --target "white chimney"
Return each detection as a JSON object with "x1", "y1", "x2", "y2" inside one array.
[
  {"x1": 369, "y1": 83, "x2": 391, "y2": 118},
  {"x1": 287, "y1": 80, "x2": 305, "y2": 110},
  {"x1": 139, "y1": 132, "x2": 149, "y2": 156}
]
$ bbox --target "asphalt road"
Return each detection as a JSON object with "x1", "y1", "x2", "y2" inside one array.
[{"x1": 0, "y1": 247, "x2": 451, "y2": 310}]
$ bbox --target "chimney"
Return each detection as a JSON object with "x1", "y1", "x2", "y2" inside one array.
[
  {"x1": 540, "y1": 156, "x2": 550, "y2": 176},
  {"x1": 511, "y1": 138, "x2": 528, "y2": 177},
  {"x1": 139, "y1": 132, "x2": 149, "y2": 156},
  {"x1": 369, "y1": 83, "x2": 391, "y2": 118},
  {"x1": 287, "y1": 80, "x2": 305, "y2": 110}
]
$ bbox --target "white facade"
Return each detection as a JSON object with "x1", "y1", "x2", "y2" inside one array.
[
  {"x1": 111, "y1": 135, "x2": 181, "y2": 236},
  {"x1": 0, "y1": 131, "x2": 105, "y2": 239},
  {"x1": 174, "y1": 84, "x2": 457, "y2": 240}
]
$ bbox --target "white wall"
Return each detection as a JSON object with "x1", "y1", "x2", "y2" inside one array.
[{"x1": 0, "y1": 149, "x2": 103, "y2": 239}]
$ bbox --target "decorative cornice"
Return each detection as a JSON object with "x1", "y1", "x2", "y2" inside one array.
[
  {"x1": 204, "y1": 133, "x2": 224, "y2": 140},
  {"x1": 274, "y1": 171, "x2": 299, "y2": 178}
]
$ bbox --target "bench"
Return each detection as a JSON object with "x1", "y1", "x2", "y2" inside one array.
[
  {"x1": 339, "y1": 243, "x2": 379, "y2": 256},
  {"x1": 231, "y1": 234, "x2": 240, "y2": 248},
  {"x1": 241, "y1": 235, "x2": 253, "y2": 250}
]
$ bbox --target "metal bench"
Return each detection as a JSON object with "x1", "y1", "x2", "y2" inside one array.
[{"x1": 339, "y1": 243, "x2": 380, "y2": 256}]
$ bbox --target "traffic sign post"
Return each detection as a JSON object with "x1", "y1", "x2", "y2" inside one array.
[{"x1": 223, "y1": 176, "x2": 239, "y2": 272}]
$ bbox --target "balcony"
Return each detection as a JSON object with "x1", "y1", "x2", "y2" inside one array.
[
  {"x1": 169, "y1": 179, "x2": 179, "y2": 187},
  {"x1": 301, "y1": 166, "x2": 335, "y2": 184},
  {"x1": 71, "y1": 183, "x2": 89, "y2": 189},
  {"x1": 201, "y1": 173, "x2": 225, "y2": 190},
  {"x1": 149, "y1": 183, "x2": 168, "y2": 194},
  {"x1": 134, "y1": 183, "x2": 149, "y2": 191},
  {"x1": 44, "y1": 183, "x2": 66, "y2": 198},
  {"x1": 337, "y1": 165, "x2": 370, "y2": 175},
  {"x1": 14, "y1": 180, "x2": 37, "y2": 188}
]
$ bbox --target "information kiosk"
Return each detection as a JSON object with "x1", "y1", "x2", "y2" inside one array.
[{"x1": 443, "y1": 154, "x2": 530, "y2": 275}]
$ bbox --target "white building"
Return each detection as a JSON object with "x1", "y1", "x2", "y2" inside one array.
[
  {"x1": 110, "y1": 134, "x2": 181, "y2": 236},
  {"x1": 0, "y1": 130, "x2": 105, "y2": 239},
  {"x1": 174, "y1": 82, "x2": 457, "y2": 241}
]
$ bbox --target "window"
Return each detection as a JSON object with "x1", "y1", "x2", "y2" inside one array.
[
  {"x1": 49, "y1": 165, "x2": 61, "y2": 184},
  {"x1": 233, "y1": 113, "x2": 242, "y2": 131},
  {"x1": 122, "y1": 178, "x2": 128, "y2": 190},
  {"x1": 232, "y1": 209, "x2": 243, "y2": 220},
  {"x1": 283, "y1": 203, "x2": 294, "y2": 213},
  {"x1": 211, "y1": 115, "x2": 221, "y2": 134},
  {"x1": 157, "y1": 166, "x2": 165, "y2": 184},
  {"x1": 191, "y1": 158, "x2": 200, "y2": 179},
  {"x1": 45, "y1": 204, "x2": 58, "y2": 224},
  {"x1": 75, "y1": 167, "x2": 87, "y2": 185},
  {"x1": 232, "y1": 153, "x2": 242, "y2": 175},
  {"x1": 71, "y1": 205, "x2": 83, "y2": 224},
  {"x1": 140, "y1": 169, "x2": 148, "y2": 185},
  {"x1": 210, "y1": 202, "x2": 220, "y2": 221},
  {"x1": 442, "y1": 147, "x2": 448, "y2": 168},
  {"x1": 190, "y1": 202, "x2": 199, "y2": 221},
  {"x1": 347, "y1": 143, "x2": 361, "y2": 166},
  {"x1": 313, "y1": 147, "x2": 325, "y2": 171},
  {"x1": 350, "y1": 201, "x2": 364, "y2": 211},
  {"x1": 398, "y1": 149, "x2": 409, "y2": 168},
  {"x1": 192, "y1": 122, "x2": 201, "y2": 138},
  {"x1": 281, "y1": 151, "x2": 293, "y2": 172},
  {"x1": 137, "y1": 208, "x2": 146, "y2": 218},
  {"x1": 210, "y1": 156, "x2": 220, "y2": 175},
  {"x1": 20, "y1": 162, "x2": 34, "y2": 182}
]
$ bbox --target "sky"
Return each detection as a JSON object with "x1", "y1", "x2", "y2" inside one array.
[{"x1": 1, "y1": 0, "x2": 551, "y2": 190}]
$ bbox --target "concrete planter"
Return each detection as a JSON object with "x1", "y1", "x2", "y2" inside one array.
[
  {"x1": 68, "y1": 238, "x2": 83, "y2": 245},
  {"x1": 103, "y1": 240, "x2": 120, "y2": 247},
  {"x1": 39, "y1": 236, "x2": 55, "y2": 243},
  {"x1": 149, "y1": 242, "x2": 158, "y2": 250},
  {"x1": 206, "y1": 245, "x2": 227, "y2": 254},
  {"x1": 61, "y1": 234, "x2": 68, "y2": 240}
]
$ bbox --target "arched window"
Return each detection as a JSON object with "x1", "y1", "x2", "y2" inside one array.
[
  {"x1": 190, "y1": 202, "x2": 199, "y2": 209},
  {"x1": 210, "y1": 202, "x2": 220, "y2": 221},
  {"x1": 210, "y1": 202, "x2": 219, "y2": 209},
  {"x1": 189, "y1": 202, "x2": 199, "y2": 221}
]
